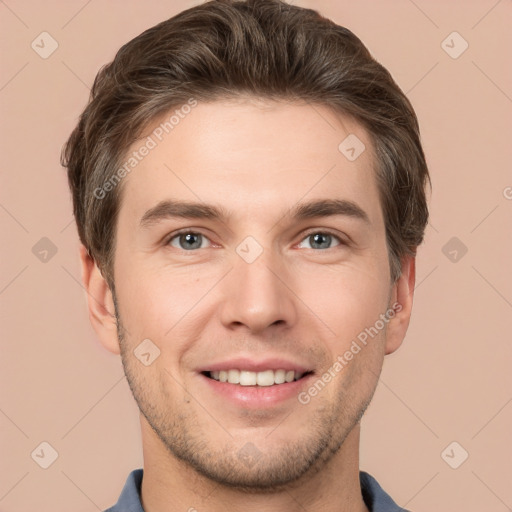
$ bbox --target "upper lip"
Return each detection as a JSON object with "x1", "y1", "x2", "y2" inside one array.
[{"x1": 197, "y1": 357, "x2": 313, "y2": 374}]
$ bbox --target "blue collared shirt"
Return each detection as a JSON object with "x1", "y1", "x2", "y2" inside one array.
[{"x1": 104, "y1": 469, "x2": 411, "y2": 511}]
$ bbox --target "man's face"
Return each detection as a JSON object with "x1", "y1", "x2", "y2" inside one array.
[{"x1": 110, "y1": 98, "x2": 400, "y2": 489}]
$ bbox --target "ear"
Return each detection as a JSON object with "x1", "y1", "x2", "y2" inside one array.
[
  {"x1": 79, "y1": 244, "x2": 120, "y2": 355},
  {"x1": 384, "y1": 254, "x2": 416, "y2": 356}
]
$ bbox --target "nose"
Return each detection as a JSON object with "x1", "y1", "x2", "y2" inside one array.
[{"x1": 218, "y1": 246, "x2": 298, "y2": 335}]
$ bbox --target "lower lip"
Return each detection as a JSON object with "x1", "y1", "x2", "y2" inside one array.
[{"x1": 199, "y1": 373, "x2": 315, "y2": 409}]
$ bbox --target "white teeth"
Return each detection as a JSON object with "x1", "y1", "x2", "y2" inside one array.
[
  {"x1": 256, "y1": 370, "x2": 274, "y2": 387},
  {"x1": 274, "y1": 369, "x2": 286, "y2": 384},
  {"x1": 228, "y1": 369, "x2": 240, "y2": 384},
  {"x1": 239, "y1": 370, "x2": 257, "y2": 386},
  {"x1": 208, "y1": 369, "x2": 307, "y2": 386}
]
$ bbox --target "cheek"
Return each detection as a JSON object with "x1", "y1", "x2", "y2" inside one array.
[
  {"x1": 113, "y1": 259, "x2": 167, "y2": 339},
  {"x1": 114, "y1": 231, "x2": 390, "y2": 350},
  {"x1": 295, "y1": 261, "x2": 390, "y2": 344},
  {"x1": 114, "y1": 260, "x2": 212, "y2": 348}
]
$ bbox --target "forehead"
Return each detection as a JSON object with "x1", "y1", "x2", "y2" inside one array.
[{"x1": 118, "y1": 98, "x2": 382, "y2": 227}]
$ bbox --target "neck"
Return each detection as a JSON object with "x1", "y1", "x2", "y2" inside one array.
[{"x1": 139, "y1": 416, "x2": 369, "y2": 512}]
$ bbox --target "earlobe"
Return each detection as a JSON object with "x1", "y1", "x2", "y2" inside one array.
[
  {"x1": 384, "y1": 255, "x2": 416, "y2": 356},
  {"x1": 78, "y1": 244, "x2": 120, "y2": 355}
]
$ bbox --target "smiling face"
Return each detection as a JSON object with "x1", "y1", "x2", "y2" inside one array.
[{"x1": 89, "y1": 97, "x2": 414, "y2": 491}]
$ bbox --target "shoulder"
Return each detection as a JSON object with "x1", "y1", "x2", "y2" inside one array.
[
  {"x1": 360, "y1": 471, "x2": 412, "y2": 512},
  {"x1": 103, "y1": 468, "x2": 144, "y2": 512}
]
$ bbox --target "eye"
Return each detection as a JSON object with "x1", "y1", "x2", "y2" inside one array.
[
  {"x1": 297, "y1": 231, "x2": 344, "y2": 250},
  {"x1": 165, "y1": 229, "x2": 346, "y2": 251},
  {"x1": 167, "y1": 231, "x2": 211, "y2": 251}
]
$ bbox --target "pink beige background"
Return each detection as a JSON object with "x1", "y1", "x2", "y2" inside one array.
[{"x1": 1, "y1": 1, "x2": 511, "y2": 511}]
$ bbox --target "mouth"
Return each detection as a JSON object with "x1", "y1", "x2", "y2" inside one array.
[
  {"x1": 196, "y1": 357, "x2": 316, "y2": 408},
  {"x1": 201, "y1": 369, "x2": 315, "y2": 387}
]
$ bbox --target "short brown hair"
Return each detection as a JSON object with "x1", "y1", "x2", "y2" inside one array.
[{"x1": 61, "y1": 0, "x2": 430, "y2": 290}]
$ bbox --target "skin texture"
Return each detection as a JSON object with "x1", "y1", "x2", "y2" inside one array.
[{"x1": 80, "y1": 97, "x2": 415, "y2": 512}]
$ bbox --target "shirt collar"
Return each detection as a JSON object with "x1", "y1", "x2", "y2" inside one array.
[{"x1": 107, "y1": 468, "x2": 410, "y2": 512}]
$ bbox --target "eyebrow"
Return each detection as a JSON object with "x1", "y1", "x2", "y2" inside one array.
[{"x1": 139, "y1": 198, "x2": 371, "y2": 229}]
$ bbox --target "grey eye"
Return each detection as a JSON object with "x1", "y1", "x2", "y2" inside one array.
[
  {"x1": 169, "y1": 232, "x2": 208, "y2": 250},
  {"x1": 298, "y1": 232, "x2": 341, "y2": 250}
]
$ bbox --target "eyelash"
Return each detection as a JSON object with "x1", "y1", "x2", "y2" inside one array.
[{"x1": 164, "y1": 228, "x2": 348, "y2": 251}]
